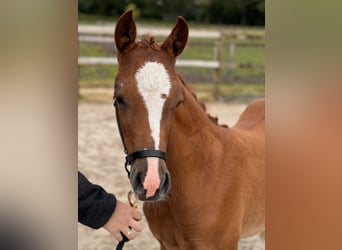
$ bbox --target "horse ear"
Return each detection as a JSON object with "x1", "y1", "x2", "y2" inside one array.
[
  {"x1": 114, "y1": 10, "x2": 137, "y2": 55},
  {"x1": 162, "y1": 16, "x2": 189, "y2": 58}
]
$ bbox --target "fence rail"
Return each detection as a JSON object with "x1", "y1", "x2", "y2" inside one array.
[
  {"x1": 78, "y1": 24, "x2": 264, "y2": 99},
  {"x1": 78, "y1": 24, "x2": 222, "y2": 38}
]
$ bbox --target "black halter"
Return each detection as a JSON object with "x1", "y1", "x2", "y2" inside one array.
[{"x1": 113, "y1": 99, "x2": 167, "y2": 178}]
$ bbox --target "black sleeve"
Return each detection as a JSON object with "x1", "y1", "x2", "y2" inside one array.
[{"x1": 78, "y1": 171, "x2": 117, "y2": 229}]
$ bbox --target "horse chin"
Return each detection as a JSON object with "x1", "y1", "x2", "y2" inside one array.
[{"x1": 136, "y1": 191, "x2": 164, "y2": 202}]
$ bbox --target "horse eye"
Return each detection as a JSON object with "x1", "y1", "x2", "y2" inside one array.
[
  {"x1": 175, "y1": 100, "x2": 183, "y2": 109},
  {"x1": 115, "y1": 97, "x2": 125, "y2": 105}
]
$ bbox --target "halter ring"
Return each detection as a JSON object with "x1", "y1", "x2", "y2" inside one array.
[{"x1": 128, "y1": 191, "x2": 138, "y2": 208}]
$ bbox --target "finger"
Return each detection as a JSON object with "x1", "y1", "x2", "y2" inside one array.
[
  {"x1": 132, "y1": 210, "x2": 143, "y2": 221},
  {"x1": 130, "y1": 219, "x2": 143, "y2": 232},
  {"x1": 124, "y1": 228, "x2": 135, "y2": 240}
]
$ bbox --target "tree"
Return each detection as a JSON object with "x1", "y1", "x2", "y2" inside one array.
[{"x1": 78, "y1": 0, "x2": 265, "y2": 26}]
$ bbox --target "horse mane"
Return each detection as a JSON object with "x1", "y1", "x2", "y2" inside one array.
[
  {"x1": 137, "y1": 35, "x2": 161, "y2": 50},
  {"x1": 176, "y1": 74, "x2": 228, "y2": 128}
]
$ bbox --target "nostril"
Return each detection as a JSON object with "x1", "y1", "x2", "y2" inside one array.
[
  {"x1": 160, "y1": 172, "x2": 171, "y2": 195},
  {"x1": 131, "y1": 171, "x2": 146, "y2": 196},
  {"x1": 138, "y1": 172, "x2": 145, "y2": 187}
]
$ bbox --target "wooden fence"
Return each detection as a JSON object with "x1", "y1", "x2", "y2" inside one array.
[{"x1": 78, "y1": 24, "x2": 264, "y2": 99}]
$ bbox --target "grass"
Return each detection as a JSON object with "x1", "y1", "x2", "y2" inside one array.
[
  {"x1": 79, "y1": 42, "x2": 109, "y2": 57},
  {"x1": 180, "y1": 39, "x2": 264, "y2": 64},
  {"x1": 79, "y1": 65, "x2": 117, "y2": 85}
]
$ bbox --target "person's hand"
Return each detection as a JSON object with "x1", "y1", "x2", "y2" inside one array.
[{"x1": 103, "y1": 200, "x2": 143, "y2": 241}]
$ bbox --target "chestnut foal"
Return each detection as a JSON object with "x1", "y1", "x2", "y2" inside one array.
[{"x1": 113, "y1": 10, "x2": 265, "y2": 250}]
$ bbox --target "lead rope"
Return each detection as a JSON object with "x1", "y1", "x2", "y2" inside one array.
[{"x1": 115, "y1": 234, "x2": 128, "y2": 250}]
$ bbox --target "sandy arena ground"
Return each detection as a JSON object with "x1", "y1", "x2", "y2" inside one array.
[{"x1": 78, "y1": 101, "x2": 264, "y2": 250}]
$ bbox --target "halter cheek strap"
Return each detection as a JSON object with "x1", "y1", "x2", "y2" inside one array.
[{"x1": 114, "y1": 100, "x2": 167, "y2": 178}]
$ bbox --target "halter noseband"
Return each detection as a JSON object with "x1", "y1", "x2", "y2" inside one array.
[{"x1": 114, "y1": 100, "x2": 167, "y2": 178}]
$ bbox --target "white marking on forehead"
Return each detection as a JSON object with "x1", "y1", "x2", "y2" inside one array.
[{"x1": 135, "y1": 61, "x2": 171, "y2": 149}]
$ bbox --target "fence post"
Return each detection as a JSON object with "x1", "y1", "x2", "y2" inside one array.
[
  {"x1": 213, "y1": 34, "x2": 222, "y2": 100},
  {"x1": 227, "y1": 42, "x2": 236, "y2": 84},
  {"x1": 229, "y1": 42, "x2": 236, "y2": 62}
]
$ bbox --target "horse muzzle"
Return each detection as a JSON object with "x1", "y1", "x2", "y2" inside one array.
[{"x1": 130, "y1": 157, "x2": 171, "y2": 201}]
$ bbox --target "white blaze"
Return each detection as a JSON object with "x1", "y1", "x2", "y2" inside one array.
[
  {"x1": 135, "y1": 61, "x2": 171, "y2": 149},
  {"x1": 135, "y1": 61, "x2": 171, "y2": 199}
]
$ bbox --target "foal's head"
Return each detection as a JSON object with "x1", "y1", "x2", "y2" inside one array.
[{"x1": 114, "y1": 11, "x2": 188, "y2": 201}]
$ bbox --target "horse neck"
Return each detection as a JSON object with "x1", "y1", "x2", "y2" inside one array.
[
  {"x1": 167, "y1": 84, "x2": 232, "y2": 172},
  {"x1": 172, "y1": 88, "x2": 213, "y2": 135}
]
